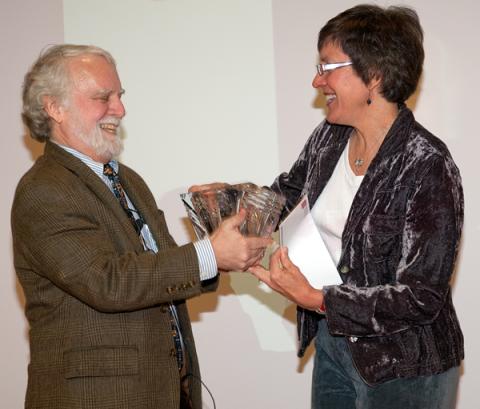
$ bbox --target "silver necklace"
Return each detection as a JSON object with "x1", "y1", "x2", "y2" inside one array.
[
  {"x1": 354, "y1": 158, "x2": 364, "y2": 167},
  {"x1": 352, "y1": 136, "x2": 380, "y2": 168}
]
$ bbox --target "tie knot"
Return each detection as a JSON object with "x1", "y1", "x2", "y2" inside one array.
[{"x1": 103, "y1": 163, "x2": 116, "y2": 177}]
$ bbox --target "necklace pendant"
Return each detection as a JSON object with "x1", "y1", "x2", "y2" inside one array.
[{"x1": 354, "y1": 158, "x2": 364, "y2": 167}]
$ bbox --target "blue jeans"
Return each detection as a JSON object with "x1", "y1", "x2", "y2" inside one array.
[{"x1": 312, "y1": 319, "x2": 460, "y2": 409}]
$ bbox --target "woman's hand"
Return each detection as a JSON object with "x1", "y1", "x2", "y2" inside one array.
[{"x1": 249, "y1": 246, "x2": 324, "y2": 311}]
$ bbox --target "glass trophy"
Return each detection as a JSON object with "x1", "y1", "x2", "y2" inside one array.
[{"x1": 180, "y1": 183, "x2": 286, "y2": 239}]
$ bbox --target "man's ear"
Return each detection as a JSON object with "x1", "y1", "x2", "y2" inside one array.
[{"x1": 43, "y1": 96, "x2": 64, "y2": 123}]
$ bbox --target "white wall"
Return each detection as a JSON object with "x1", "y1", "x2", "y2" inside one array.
[
  {"x1": 0, "y1": 1, "x2": 63, "y2": 407},
  {"x1": 2, "y1": 1, "x2": 477, "y2": 408}
]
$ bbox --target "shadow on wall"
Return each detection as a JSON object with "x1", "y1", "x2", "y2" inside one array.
[
  {"x1": 13, "y1": 127, "x2": 45, "y2": 343},
  {"x1": 406, "y1": 75, "x2": 423, "y2": 112},
  {"x1": 15, "y1": 278, "x2": 29, "y2": 343},
  {"x1": 22, "y1": 126, "x2": 45, "y2": 162},
  {"x1": 312, "y1": 89, "x2": 327, "y2": 111}
]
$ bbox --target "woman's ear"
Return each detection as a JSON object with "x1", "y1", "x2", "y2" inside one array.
[
  {"x1": 368, "y1": 74, "x2": 382, "y2": 93},
  {"x1": 43, "y1": 96, "x2": 64, "y2": 124}
]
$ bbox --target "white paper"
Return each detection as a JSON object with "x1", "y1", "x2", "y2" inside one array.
[{"x1": 279, "y1": 196, "x2": 342, "y2": 289}]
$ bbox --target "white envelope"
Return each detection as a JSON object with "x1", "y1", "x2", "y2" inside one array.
[{"x1": 279, "y1": 196, "x2": 342, "y2": 289}]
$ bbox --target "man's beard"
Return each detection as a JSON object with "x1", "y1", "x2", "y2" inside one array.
[{"x1": 75, "y1": 116, "x2": 124, "y2": 161}]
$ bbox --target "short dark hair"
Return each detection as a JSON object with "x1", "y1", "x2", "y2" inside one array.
[{"x1": 318, "y1": 4, "x2": 424, "y2": 103}]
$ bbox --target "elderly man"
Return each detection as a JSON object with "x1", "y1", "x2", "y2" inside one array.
[{"x1": 12, "y1": 44, "x2": 270, "y2": 409}]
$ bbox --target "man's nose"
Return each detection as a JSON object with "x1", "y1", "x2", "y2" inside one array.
[{"x1": 109, "y1": 96, "x2": 126, "y2": 118}]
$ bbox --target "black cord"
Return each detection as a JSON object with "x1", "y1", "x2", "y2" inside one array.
[{"x1": 182, "y1": 373, "x2": 217, "y2": 409}]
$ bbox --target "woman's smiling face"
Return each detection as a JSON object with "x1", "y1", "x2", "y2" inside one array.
[{"x1": 312, "y1": 41, "x2": 371, "y2": 128}]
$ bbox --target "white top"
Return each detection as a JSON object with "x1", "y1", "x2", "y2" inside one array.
[{"x1": 311, "y1": 139, "x2": 364, "y2": 266}]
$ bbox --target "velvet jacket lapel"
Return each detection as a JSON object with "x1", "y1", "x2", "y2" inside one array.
[{"x1": 341, "y1": 108, "x2": 415, "y2": 249}]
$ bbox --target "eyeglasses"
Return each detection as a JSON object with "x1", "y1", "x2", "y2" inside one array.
[{"x1": 316, "y1": 61, "x2": 352, "y2": 76}]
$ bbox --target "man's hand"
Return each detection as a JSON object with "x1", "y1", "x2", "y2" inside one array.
[{"x1": 210, "y1": 208, "x2": 272, "y2": 272}]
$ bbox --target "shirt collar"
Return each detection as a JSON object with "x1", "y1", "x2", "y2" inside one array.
[{"x1": 54, "y1": 142, "x2": 119, "y2": 177}]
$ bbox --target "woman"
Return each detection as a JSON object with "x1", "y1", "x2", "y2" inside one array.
[{"x1": 250, "y1": 4, "x2": 464, "y2": 409}]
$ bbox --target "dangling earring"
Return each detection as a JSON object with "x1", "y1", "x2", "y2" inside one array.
[{"x1": 367, "y1": 90, "x2": 372, "y2": 105}]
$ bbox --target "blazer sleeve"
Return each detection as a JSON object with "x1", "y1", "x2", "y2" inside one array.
[{"x1": 12, "y1": 171, "x2": 208, "y2": 313}]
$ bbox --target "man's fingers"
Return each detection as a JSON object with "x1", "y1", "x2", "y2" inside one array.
[
  {"x1": 248, "y1": 249, "x2": 267, "y2": 267},
  {"x1": 247, "y1": 236, "x2": 273, "y2": 250},
  {"x1": 249, "y1": 265, "x2": 271, "y2": 284},
  {"x1": 249, "y1": 265, "x2": 267, "y2": 276},
  {"x1": 222, "y1": 208, "x2": 247, "y2": 229}
]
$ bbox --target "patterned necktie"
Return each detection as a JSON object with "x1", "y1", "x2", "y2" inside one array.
[
  {"x1": 103, "y1": 163, "x2": 186, "y2": 375},
  {"x1": 103, "y1": 163, "x2": 144, "y2": 236}
]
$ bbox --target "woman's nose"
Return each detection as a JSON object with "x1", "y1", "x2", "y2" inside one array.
[{"x1": 312, "y1": 72, "x2": 327, "y2": 89}]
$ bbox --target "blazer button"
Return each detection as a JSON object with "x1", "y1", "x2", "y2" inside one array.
[
  {"x1": 340, "y1": 265, "x2": 350, "y2": 274},
  {"x1": 169, "y1": 348, "x2": 176, "y2": 357}
]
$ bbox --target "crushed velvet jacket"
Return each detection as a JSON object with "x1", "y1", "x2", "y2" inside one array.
[{"x1": 272, "y1": 106, "x2": 464, "y2": 385}]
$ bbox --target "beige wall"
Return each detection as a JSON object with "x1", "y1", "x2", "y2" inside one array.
[
  {"x1": 0, "y1": 1, "x2": 63, "y2": 407},
  {"x1": 1, "y1": 1, "x2": 477, "y2": 408}
]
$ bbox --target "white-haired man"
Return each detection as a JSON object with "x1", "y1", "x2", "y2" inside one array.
[{"x1": 12, "y1": 44, "x2": 270, "y2": 409}]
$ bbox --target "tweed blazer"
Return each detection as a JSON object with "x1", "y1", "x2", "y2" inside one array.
[
  {"x1": 272, "y1": 106, "x2": 464, "y2": 385},
  {"x1": 12, "y1": 141, "x2": 217, "y2": 409}
]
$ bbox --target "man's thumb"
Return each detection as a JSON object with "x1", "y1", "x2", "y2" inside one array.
[{"x1": 225, "y1": 207, "x2": 247, "y2": 228}]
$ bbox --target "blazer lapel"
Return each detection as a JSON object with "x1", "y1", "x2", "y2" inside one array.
[
  {"x1": 44, "y1": 142, "x2": 144, "y2": 251},
  {"x1": 117, "y1": 165, "x2": 169, "y2": 250}
]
